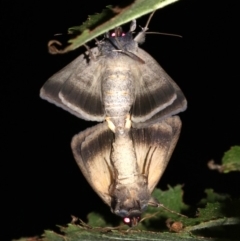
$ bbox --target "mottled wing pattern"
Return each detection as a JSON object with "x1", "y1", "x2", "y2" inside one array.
[
  {"x1": 132, "y1": 116, "x2": 182, "y2": 193},
  {"x1": 71, "y1": 122, "x2": 114, "y2": 205},
  {"x1": 40, "y1": 47, "x2": 105, "y2": 121},
  {"x1": 131, "y1": 48, "x2": 187, "y2": 127}
]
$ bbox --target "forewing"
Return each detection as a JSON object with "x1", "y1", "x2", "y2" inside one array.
[
  {"x1": 71, "y1": 122, "x2": 114, "y2": 205},
  {"x1": 131, "y1": 48, "x2": 187, "y2": 127},
  {"x1": 40, "y1": 47, "x2": 105, "y2": 121},
  {"x1": 132, "y1": 116, "x2": 182, "y2": 193}
]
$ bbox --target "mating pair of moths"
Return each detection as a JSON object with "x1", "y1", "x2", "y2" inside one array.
[{"x1": 40, "y1": 17, "x2": 187, "y2": 226}]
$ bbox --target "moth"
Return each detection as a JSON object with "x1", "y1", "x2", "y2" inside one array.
[
  {"x1": 71, "y1": 116, "x2": 181, "y2": 226},
  {"x1": 40, "y1": 19, "x2": 187, "y2": 131},
  {"x1": 40, "y1": 15, "x2": 187, "y2": 226}
]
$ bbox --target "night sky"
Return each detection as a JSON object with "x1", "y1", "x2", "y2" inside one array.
[{"x1": 1, "y1": 0, "x2": 240, "y2": 240}]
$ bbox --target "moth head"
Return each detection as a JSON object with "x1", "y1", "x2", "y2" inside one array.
[
  {"x1": 110, "y1": 175, "x2": 150, "y2": 226},
  {"x1": 99, "y1": 21, "x2": 139, "y2": 56}
]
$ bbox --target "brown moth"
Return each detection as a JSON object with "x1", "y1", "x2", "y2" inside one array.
[
  {"x1": 40, "y1": 19, "x2": 187, "y2": 131},
  {"x1": 71, "y1": 116, "x2": 182, "y2": 226}
]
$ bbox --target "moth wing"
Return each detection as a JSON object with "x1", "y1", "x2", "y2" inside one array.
[
  {"x1": 131, "y1": 48, "x2": 187, "y2": 127},
  {"x1": 132, "y1": 116, "x2": 182, "y2": 193},
  {"x1": 40, "y1": 47, "x2": 105, "y2": 122},
  {"x1": 71, "y1": 122, "x2": 114, "y2": 205}
]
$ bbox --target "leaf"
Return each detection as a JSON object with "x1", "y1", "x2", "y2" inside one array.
[
  {"x1": 222, "y1": 146, "x2": 240, "y2": 173},
  {"x1": 198, "y1": 189, "x2": 230, "y2": 205},
  {"x1": 14, "y1": 223, "x2": 218, "y2": 241},
  {"x1": 208, "y1": 146, "x2": 240, "y2": 173},
  {"x1": 48, "y1": 0, "x2": 179, "y2": 54},
  {"x1": 87, "y1": 212, "x2": 108, "y2": 227},
  {"x1": 183, "y1": 190, "x2": 240, "y2": 227},
  {"x1": 13, "y1": 187, "x2": 240, "y2": 241},
  {"x1": 139, "y1": 185, "x2": 190, "y2": 230},
  {"x1": 182, "y1": 192, "x2": 240, "y2": 240},
  {"x1": 84, "y1": 186, "x2": 190, "y2": 231},
  {"x1": 14, "y1": 220, "x2": 239, "y2": 241}
]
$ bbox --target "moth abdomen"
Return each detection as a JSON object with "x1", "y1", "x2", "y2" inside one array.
[
  {"x1": 111, "y1": 132, "x2": 139, "y2": 184},
  {"x1": 102, "y1": 62, "x2": 135, "y2": 130}
]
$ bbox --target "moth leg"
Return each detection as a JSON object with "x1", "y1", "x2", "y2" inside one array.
[
  {"x1": 84, "y1": 44, "x2": 97, "y2": 61},
  {"x1": 125, "y1": 114, "x2": 132, "y2": 129},
  {"x1": 106, "y1": 118, "x2": 116, "y2": 133},
  {"x1": 133, "y1": 11, "x2": 155, "y2": 44},
  {"x1": 129, "y1": 19, "x2": 137, "y2": 32},
  {"x1": 94, "y1": 38, "x2": 100, "y2": 44}
]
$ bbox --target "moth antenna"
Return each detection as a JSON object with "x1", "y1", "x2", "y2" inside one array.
[
  {"x1": 146, "y1": 32, "x2": 182, "y2": 38},
  {"x1": 135, "y1": 11, "x2": 182, "y2": 44},
  {"x1": 139, "y1": 211, "x2": 160, "y2": 223},
  {"x1": 146, "y1": 11, "x2": 156, "y2": 29},
  {"x1": 148, "y1": 197, "x2": 188, "y2": 218},
  {"x1": 157, "y1": 203, "x2": 188, "y2": 218}
]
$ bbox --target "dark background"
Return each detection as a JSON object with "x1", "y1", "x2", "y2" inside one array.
[{"x1": 1, "y1": 0, "x2": 240, "y2": 240}]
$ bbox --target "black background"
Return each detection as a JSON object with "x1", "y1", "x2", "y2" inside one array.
[{"x1": 1, "y1": 0, "x2": 240, "y2": 240}]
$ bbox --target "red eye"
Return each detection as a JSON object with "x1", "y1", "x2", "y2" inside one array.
[
  {"x1": 123, "y1": 217, "x2": 131, "y2": 224},
  {"x1": 111, "y1": 33, "x2": 126, "y2": 37}
]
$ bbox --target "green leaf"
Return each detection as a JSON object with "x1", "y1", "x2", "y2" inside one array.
[
  {"x1": 84, "y1": 186, "x2": 189, "y2": 231},
  {"x1": 87, "y1": 212, "x2": 108, "y2": 227},
  {"x1": 14, "y1": 220, "x2": 240, "y2": 241},
  {"x1": 183, "y1": 190, "x2": 240, "y2": 227},
  {"x1": 198, "y1": 189, "x2": 230, "y2": 205},
  {"x1": 139, "y1": 185, "x2": 190, "y2": 230},
  {"x1": 208, "y1": 146, "x2": 240, "y2": 173},
  {"x1": 222, "y1": 146, "x2": 240, "y2": 173},
  {"x1": 14, "y1": 223, "x2": 220, "y2": 241},
  {"x1": 48, "y1": 0, "x2": 179, "y2": 54},
  {"x1": 182, "y1": 192, "x2": 240, "y2": 240},
  {"x1": 13, "y1": 187, "x2": 240, "y2": 241}
]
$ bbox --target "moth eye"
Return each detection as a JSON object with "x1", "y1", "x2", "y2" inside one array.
[
  {"x1": 110, "y1": 32, "x2": 126, "y2": 37},
  {"x1": 123, "y1": 216, "x2": 141, "y2": 226},
  {"x1": 116, "y1": 209, "x2": 129, "y2": 217},
  {"x1": 123, "y1": 217, "x2": 131, "y2": 224}
]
